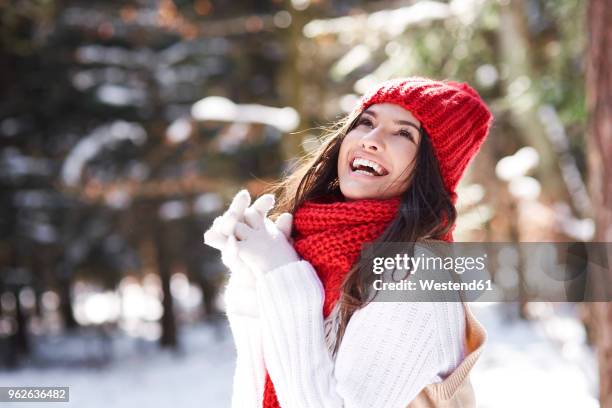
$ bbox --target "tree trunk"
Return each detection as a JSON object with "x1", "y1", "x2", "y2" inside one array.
[
  {"x1": 154, "y1": 221, "x2": 178, "y2": 349},
  {"x1": 585, "y1": 0, "x2": 612, "y2": 407},
  {"x1": 58, "y1": 275, "x2": 77, "y2": 330},
  {"x1": 497, "y1": 0, "x2": 566, "y2": 202},
  {"x1": 199, "y1": 275, "x2": 217, "y2": 319},
  {"x1": 0, "y1": 278, "x2": 4, "y2": 318},
  {"x1": 277, "y1": 0, "x2": 317, "y2": 161},
  {"x1": 13, "y1": 288, "x2": 29, "y2": 356}
]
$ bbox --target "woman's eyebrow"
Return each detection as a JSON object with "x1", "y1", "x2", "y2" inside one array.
[{"x1": 362, "y1": 110, "x2": 421, "y2": 131}]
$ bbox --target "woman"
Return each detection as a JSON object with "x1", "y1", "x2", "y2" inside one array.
[{"x1": 204, "y1": 76, "x2": 492, "y2": 408}]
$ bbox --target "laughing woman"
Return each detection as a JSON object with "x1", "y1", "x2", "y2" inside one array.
[{"x1": 204, "y1": 77, "x2": 492, "y2": 408}]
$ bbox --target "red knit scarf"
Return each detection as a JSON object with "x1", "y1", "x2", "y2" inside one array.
[{"x1": 261, "y1": 195, "x2": 402, "y2": 408}]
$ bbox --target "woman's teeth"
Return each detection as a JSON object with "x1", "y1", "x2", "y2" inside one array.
[
  {"x1": 354, "y1": 169, "x2": 375, "y2": 176},
  {"x1": 351, "y1": 157, "x2": 386, "y2": 176}
]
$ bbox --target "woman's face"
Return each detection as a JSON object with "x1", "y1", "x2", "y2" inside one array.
[{"x1": 337, "y1": 103, "x2": 422, "y2": 201}]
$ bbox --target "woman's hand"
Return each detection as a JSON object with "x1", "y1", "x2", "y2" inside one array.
[
  {"x1": 203, "y1": 189, "x2": 295, "y2": 279},
  {"x1": 204, "y1": 190, "x2": 283, "y2": 318},
  {"x1": 233, "y1": 196, "x2": 298, "y2": 278},
  {"x1": 203, "y1": 189, "x2": 260, "y2": 282}
]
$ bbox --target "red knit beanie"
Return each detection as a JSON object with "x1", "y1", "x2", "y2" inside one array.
[{"x1": 351, "y1": 76, "x2": 494, "y2": 205}]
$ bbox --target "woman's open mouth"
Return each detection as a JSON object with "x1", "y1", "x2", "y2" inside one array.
[{"x1": 349, "y1": 156, "x2": 389, "y2": 178}]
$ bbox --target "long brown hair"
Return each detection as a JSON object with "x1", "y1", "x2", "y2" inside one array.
[{"x1": 263, "y1": 107, "x2": 457, "y2": 356}]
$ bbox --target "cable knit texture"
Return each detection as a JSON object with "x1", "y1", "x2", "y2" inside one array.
[
  {"x1": 262, "y1": 196, "x2": 452, "y2": 407},
  {"x1": 254, "y1": 260, "x2": 474, "y2": 408},
  {"x1": 351, "y1": 77, "x2": 494, "y2": 205},
  {"x1": 293, "y1": 196, "x2": 402, "y2": 316}
]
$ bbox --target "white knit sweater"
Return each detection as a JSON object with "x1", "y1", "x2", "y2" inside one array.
[{"x1": 224, "y1": 260, "x2": 466, "y2": 408}]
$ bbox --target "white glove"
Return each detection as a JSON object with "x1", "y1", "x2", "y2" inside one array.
[
  {"x1": 203, "y1": 190, "x2": 294, "y2": 315},
  {"x1": 233, "y1": 195, "x2": 298, "y2": 278},
  {"x1": 204, "y1": 190, "x2": 256, "y2": 285}
]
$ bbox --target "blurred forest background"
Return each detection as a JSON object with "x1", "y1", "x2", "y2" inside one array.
[{"x1": 0, "y1": 0, "x2": 610, "y2": 407}]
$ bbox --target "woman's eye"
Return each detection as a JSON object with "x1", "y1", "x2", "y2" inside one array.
[
  {"x1": 399, "y1": 130, "x2": 415, "y2": 141},
  {"x1": 358, "y1": 118, "x2": 414, "y2": 141},
  {"x1": 358, "y1": 118, "x2": 373, "y2": 127}
]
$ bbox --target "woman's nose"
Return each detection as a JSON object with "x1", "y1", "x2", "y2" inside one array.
[{"x1": 361, "y1": 129, "x2": 384, "y2": 151}]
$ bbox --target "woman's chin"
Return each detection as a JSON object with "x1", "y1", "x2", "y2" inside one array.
[{"x1": 339, "y1": 184, "x2": 380, "y2": 201}]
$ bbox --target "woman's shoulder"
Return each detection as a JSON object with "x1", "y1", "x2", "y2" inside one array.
[
  {"x1": 350, "y1": 299, "x2": 465, "y2": 344},
  {"x1": 414, "y1": 238, "x2": 453, "y2": 257},
  {"x1": 336, "y1": 300, "x2": 467, "y2": 387}
]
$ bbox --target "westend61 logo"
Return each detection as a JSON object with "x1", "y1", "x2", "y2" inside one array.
[{"x1": 360, "y1": 242, "x2": 612, "y2": 303}]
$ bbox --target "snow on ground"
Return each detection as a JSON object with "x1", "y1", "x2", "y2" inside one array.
[
  {"x1": 470, "y1": 302, "x2": 599, "y2": 408},
  {"x1": 0, "y1": 303, "x2": 599, "y2": 408},
  {"x1": 0, "y1": 318, "x2": 236, "y2": 408}
]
